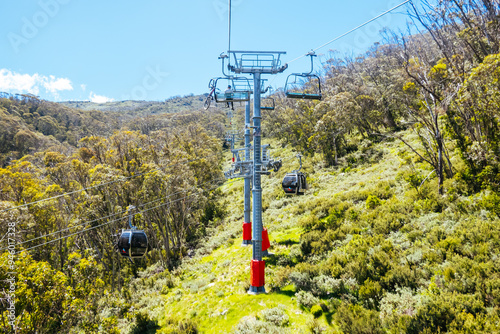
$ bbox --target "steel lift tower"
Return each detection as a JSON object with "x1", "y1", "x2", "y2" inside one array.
[{"x1": 226, "y1": 50, "x2": 287, "y2": 294}]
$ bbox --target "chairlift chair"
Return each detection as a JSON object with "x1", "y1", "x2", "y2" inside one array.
[
  {"x1": 261, "y1": 86, "x2": 275, "y2": 110},
  {"x1": 261, "y1": 97, "x2": 275, "y2": 110},
  {"x1": 284, "y1": 52, "x2": 322, "y2": 100},
  {"x1": 213, "y1": 76, "x2": 252, "y2": 103}
]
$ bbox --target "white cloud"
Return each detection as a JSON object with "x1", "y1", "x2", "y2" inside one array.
[
  {"x1": 89, "y1": 91, "x2": 114, "y2": 103},
  {"x1": 43, "y1": 75, "x2": 73, "y2": 94},
  {"x1": 0, "y1": 69, "x2": 40, "y2": 94},
  {"x1": 80, "y1": 84, "x2": 87, "y2": 91},
  {"x1": 0, "y1": 69, "x2": 73, "y2": 97}
]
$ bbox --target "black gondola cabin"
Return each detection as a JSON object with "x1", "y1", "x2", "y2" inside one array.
[
  {"x1": 117, "y1": 229, "x2": 148, "y2": 258},
  {"x1": 282, "y1": 172, "x2": 307, "y2": 195}
]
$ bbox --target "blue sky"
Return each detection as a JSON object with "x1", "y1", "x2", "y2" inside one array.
[{"x1": 0, "y1": 0, "x2": 414, "y2": 103}]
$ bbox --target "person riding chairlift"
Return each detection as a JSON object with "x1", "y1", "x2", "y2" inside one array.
[{"x1": 225, "y1": 85, "x2": 234, "y2": 110}]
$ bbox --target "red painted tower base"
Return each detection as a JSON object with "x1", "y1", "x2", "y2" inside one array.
[
  {"x1": 249, "y1": 260, "x2": 266, "y2": 294},
  {"x1": 242, "y1": 222, "x2": 252, "y2": 246},
  {"x1": 262, "y1": 228, "x2": 270, "y2": 251}
]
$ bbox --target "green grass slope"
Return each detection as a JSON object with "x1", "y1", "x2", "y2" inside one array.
[{"x1": 111, "y1": 134, "x2": 500, "y2": 334}]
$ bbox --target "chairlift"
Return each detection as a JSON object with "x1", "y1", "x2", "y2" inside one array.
[
  {"x1": 213, "y1": 76, "x2": 252, "y2": 103},
  {"x1": 261, "y1": 86, "x2": 275, "y2": 110},
  {"x1": 116, "y1": 206, "x2": 148, "y2": 259},
  {"x1": 282, "y1": 155, "x2": 308, "y2": 195},
  {"x1": 261, "y1": 97, "x2": 275, "y2": 110},
  {"x1": 284, "y1": 52, "x2": 322, "y2": 100}
]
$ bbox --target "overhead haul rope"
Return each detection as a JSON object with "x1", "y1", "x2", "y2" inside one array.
[
  {"x1": 268, "y1": 0, "x2": 411, "y2": 90},
  {"x1": 0, "y1": 151, "x2": 222, "y2": 213},
  {"x1": 14, "y1": 178, "x2": 239, "y2": 254},
  {"x1": 286, "y1": 0, "x2": 412, "y2": 65},
  {"x1": 0, "y1": 177, "x2": 226, "y2": 252}
]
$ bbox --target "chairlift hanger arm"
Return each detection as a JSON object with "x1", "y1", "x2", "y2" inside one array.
[
  {"x1": 304, "y1": 52, "x2": 316, "y2": 76},
  {"x1": 127, "y1": 205, "x2": 136, "y2": 229},
  {"x1": 219, "y1": 53, "x2": 232, "y2": 78}
]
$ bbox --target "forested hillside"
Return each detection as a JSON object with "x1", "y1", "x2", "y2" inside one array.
[
  {"x1": 0, "y1": 94, "x2": 121, "y2": 165},
  {"x1": 0, "y1": 93, "x2": 213, "y2": 166},
  {"x1": 1, "y1": 0, "x2": 500, "y2": 333},
  {"x1": 60, "y1": 94, "x2": 207, "y2": 115}
]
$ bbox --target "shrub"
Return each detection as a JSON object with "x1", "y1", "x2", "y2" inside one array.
[
  {"x1": 334, "y1": 302, "x2": 384, "y2": 334},
  {"x1": 300, "y1": 214, "x2": 321, "y2": 231},
  {"x1": 288, "y1": 244, "x2": 303, "y2": 263},
  {"x1": 259, "y1": 306, "x2": 289, "y2": 327},
  {"x1": 289, "y1": 271, "x2": 312, "y2": 291},
  {"x1": 381, "y1": 265, "x2": 418, "y2": 292},
  {"x1": 100, "y1": 316, "x2": 120, "y2": 334},
  {"x1": 307, "y1": 319, "x2": 327, "y2": 334},
  {"x1": 267, "y1": 266, "x2": 292, "y2": 291},
  {"x1": 162, "y1": 317, "x2": 200, "y2": 334},
  {"x1": 130, "y1": 312, "x2": 160, "y2": 334},
  {"x1": 404, "y1": 290, "x2": 487, "y2": 334},
  {"x1": 178, "y1": 319, "x2": 199, "y2": 334},
  {"x1": 311, "y1": 275, "x2": 343, "y2": 297},
  {"x1": 182, "y1": 277, "x2": 209, "y2": 294},
  {"x1": 358, "y1": 278, "x2": 382, "y2": 309},
  {"x1": 479, "y1": 191, "x2": 500, "y2": 218},
  {"x1": 295, "y1": 262, "x2": 321, "y2": 277},
  {"x1": 233, "y1": 316, "x2": 285, "y2": 334},
  {"x1": 379, "y1": 287, "x2": 424, "y2": 328},
  {"x1": 311, "y1": 304, "x2": 323, "y2": 318},
  {"x1": 160, "y1": 274, "x2": 176, "y2": 294},
  {"x1": 296, "y1": 290, "x2": 320, "y2": 309},
  {"x1": 366, "y1": 195, "x2": 382, "y2": 209},
  {"x1": 300, "y1": 231, "x2": 323, "y2": 256},
  {"x1": 361, "y1": 197, "x2": 412, "y2": 235}
]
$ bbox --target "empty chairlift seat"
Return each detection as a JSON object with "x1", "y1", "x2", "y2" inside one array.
[
  {"x1": 284, "y1": 51, "x2": 322, "y2": 100},
  {"x1": 284, "y1": 74, "x2": 322, "y2": 100},
  {"x1": 261, "y1": 97, "x2": 275, "y2": 110}
]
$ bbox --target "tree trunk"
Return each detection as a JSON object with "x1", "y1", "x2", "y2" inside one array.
[
  {"x1": 383, "y1": 99, "x2": 398, "y2": 130},
  {"x1": 163, "y1": 215, "x2": 172, "y2": 269},
  {"x1": 436, "y1": 118, "x2": 445, "y2": 195},
  {"x1": 333, "y1": 135, "x2": 338, "y2": 166}
]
